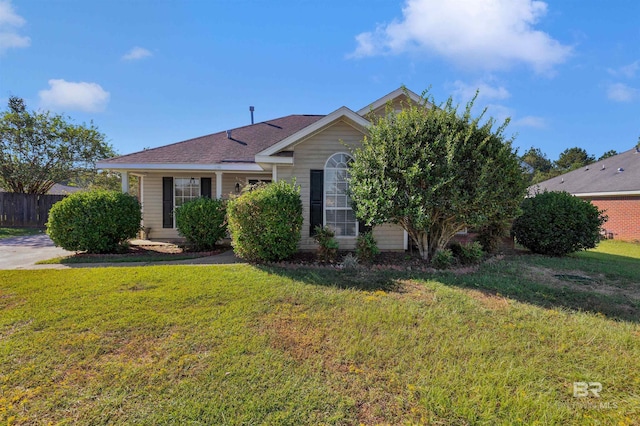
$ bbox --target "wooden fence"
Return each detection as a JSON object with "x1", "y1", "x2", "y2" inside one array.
[{"x1": 0, "y1": 193, "x2": 66, "y2": 228}]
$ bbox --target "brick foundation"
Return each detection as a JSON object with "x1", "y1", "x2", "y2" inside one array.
[{"x1": 582, "y1": 196, "x2": 640, "y2": 242}]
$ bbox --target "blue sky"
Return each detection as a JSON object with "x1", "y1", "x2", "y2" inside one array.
[{"x1": 1, "y1": 0, "x2": 638, "y2": 161}]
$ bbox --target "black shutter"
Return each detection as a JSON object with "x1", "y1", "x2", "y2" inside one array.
[
  {"x1": 310, "y1": 170, "x2": 323, "y2": 236},
  {"x1": 162, "y1": 177, "x2": 173, "y2": 228},
  {"x1": 201, "y1": 177, "x2": 212, "y2": 198}
]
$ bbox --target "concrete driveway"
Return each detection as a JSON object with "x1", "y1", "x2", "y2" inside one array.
[{"x1": 0, "y1": 234, "x2": 73, "y2": 270}]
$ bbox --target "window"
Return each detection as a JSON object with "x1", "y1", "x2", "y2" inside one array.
[
  {"x1": 324, "y1": 153, "x2": 357, "y2": 237},
  {"x1": 174, "y1": 177, "x2": 200, "y2": 209}
]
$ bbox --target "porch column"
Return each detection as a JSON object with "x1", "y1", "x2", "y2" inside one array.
[
  {"x1": 272, "y1": 164, "x2": 278, "y2": 182},
  {"x1": 121, "y1": 171, "x2": 129, "y2": 194},
  {"x1": 215, "y1": 171, "x2": 223, "y2": 199}
]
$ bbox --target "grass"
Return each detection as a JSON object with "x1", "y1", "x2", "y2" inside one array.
[
  {"x1": 1, "y1": 241, "x2": 639, "y2": 424},
  {"x1": 0, "y1": 227, "x2": 41, "y2": 240}
]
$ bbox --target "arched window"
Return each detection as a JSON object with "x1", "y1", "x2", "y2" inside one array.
[{"x1": 324, "y1": 153, "x2": 357, "y2": 237}]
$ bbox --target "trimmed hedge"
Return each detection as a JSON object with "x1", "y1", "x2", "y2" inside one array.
[
  {"x1": 47, "y1": 190, "x2": 141, "y2": 253},
  {"x1": 175, "y1": 197, "x2": 227, "y2": 250},
  {"x1": 512, "y1": 191, "x2": 607, "y2": 256},
  {"x1": 227, "y1": 180, "x2": 303, "y2": 261}
]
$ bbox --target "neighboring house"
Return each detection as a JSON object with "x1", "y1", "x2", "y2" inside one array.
[
  {"x1": 97, "y1": 88, "x2": 423, "y2": 250},
  {"x1": 532, "y1": 147, "x2": 640, "y2": 241}
]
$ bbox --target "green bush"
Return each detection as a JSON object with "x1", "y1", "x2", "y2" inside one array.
[
  {"x1": 313, "y1": 226, "x2": 339, "y2": 263},
  {"x1": 512, "y1": 191, "x2": 607, "y2": 256},
  {"x1": 475, "y1": 220, "x2": 511, "y2": 254},
  {"x1": 227, "y1": 180, "x2": 303, "y2": 261},
  {"x1": 175, "y1": 197, "x2": 227, "y2": 250},
  {"x1": 449, "y1": 241, "x2": 484, "y2": 265},
  {"x1": 47, "y1": 190, "x2": 141, "y2": 253},
  {"x1": 356, "y1": 231, "x2": 379, "y2": 262},
  {"x1": 431, "y1": 248, "x2": 454, "y2": 269}
]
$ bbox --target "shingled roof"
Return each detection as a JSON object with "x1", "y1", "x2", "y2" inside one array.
[
  {"x1": 532, "y1": 148, "x2": 640, "y2": 195},
  {"x1": 100, "y1": 114, "x2": 325, "y2": 165}
]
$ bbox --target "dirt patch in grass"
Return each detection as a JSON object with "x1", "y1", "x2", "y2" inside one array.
[
  {"x1": 523, "y1": 265, "x2": 640, "y2": 301},
  {"x1": 464, "y1": 288, "x2": 510, "y2": 310}
]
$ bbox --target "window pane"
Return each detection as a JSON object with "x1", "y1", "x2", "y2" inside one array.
[{"x1": 345, "y1": 223, "x2": 356, "y2": 236}]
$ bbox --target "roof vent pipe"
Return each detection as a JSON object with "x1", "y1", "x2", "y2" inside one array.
[
  {"x1": 601, "y1": 164, "x2": 606, "y2": 170},
  {"x1": 226, "y1": 130, "x2": 232, "y2": 139},
  {"x1": 250, "y1": 106, "x2": 255, "y2": 125}
]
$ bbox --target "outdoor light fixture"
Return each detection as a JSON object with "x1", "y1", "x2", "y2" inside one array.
[
  {"x1": 189, "y1": 177, "x2": 196, "y2": 185},
  {"x1": 235, "y1": 182, "x2": 241, "y2": 193}
]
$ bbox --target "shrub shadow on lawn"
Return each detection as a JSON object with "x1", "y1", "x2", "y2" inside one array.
[
  {"x1": 431, "y1": 253, "x2": 640, "y2": 323},
  {"x1": 257, "y1": 251, "x2": 640, "y2": 322},
  {"x1": 255, "y1": 265, "x2": 403, "y2": 292}
]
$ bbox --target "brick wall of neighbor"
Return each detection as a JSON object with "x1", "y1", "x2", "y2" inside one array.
[{"x1": 583, "y1": 196, "x2": 640, "y2": 241}]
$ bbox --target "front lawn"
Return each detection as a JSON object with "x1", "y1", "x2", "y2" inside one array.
[{"x1": 1, "y1": 242, "x2": 638, "y2": 424}]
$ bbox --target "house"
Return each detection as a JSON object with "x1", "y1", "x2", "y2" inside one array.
[
  {"x1": 97, "y1": 88, "x2": 424, "y2": 250},
  {"x1": 531, "y1": 147, "x2": 640, "y2": 241}
]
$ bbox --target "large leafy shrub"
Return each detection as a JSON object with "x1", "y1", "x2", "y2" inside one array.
[
  {"x1": 47, "y1": 190, "x2": 141, "y2": 253},
  {"x1": 512, "y1": 191, "x2": 607, "y2": 256},
  {"x1": 449, "y1": 241, "x2": 484, "y2": 265},
  {"x1": 175, "y1": 197, "x2": 227, "y2": 250},
  {"x1": 227, "y1": 180, "x2": 302, "y2": 261}
]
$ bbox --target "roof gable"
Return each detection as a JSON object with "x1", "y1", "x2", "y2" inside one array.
[
  {"x1": 256, "y1": 106, "x2": 370, "y2": 159},
  {"x1": 357, "y1": 87, "x2": 423, "y2": 117}
]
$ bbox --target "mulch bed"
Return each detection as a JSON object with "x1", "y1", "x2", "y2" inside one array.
[
  {"x1": 67, "y1": 243, "x2": 228, "y2": 261},
  {"x1": 264, "y1": 250, "x2": 474, "y2": 272}
]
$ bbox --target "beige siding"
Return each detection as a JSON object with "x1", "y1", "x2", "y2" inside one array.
[
  {"x1": 141, "y1": 172, "x2": 269, "y2": 241},
  {"x1": 373, "y1": 223, "x2": 405, "y2": 251},
  {"x1": 365, "y1": 93, "x2": 415, "y2": 120},
  {"x1": 285, "y1": 119, "x2": 405, "y2": 251},
  {"x1": 221, "y1": 173, "x2": 273, "y2": 197}
]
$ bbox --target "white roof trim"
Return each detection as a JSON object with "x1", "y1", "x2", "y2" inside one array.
[
  {"x1": 357, "y1": 87, "x2": 423, "y2": 116},
  {"x1": 255, "y1": 155, "x2": 294, "y2": 164},
  {"x1": 256, "y1": 106, "x2": 370, "y2": 158},
  {"x1": 96, "y1": 162, "x2": 265, "y2": 172},
  {"x1": 573, "y1": 190, "x2": 640, "y2": 197}
]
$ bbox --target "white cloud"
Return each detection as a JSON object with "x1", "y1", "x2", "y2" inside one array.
[
  {"x1": 122, "y1": 46, "x2": 152, "y2": 61},
  {"x1": 0, "y1": 0, "x2": 30, "y2": 53},
  {"x1": 451, "y1": 80, "x2": 511, "y2": 102},
  {"x1": 607, "y1": 60, "x2": 639, "y2": 79},
  {"x1": 484, "y1": 103, "x2": 513, "y2": 123},
  {"x1": 513, "y1": 115, "x2": 546, "y2": 128},
  {"x1": 39, "y1": 79, "x2": 110, "y2": 112},
  {"x1": 607, "y1": 83, "x2": 639, "y2": 102},
  {"x1": 349, "y1": 0, "x2": 572, "y2": 73}
]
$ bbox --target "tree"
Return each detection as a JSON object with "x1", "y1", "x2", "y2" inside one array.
[
  {"x1": 0, "y1": 97, "x2": 114, "y2": 194},
  {"x1": 598, "y1": 150, "x2": 618, "y2": 161},
  {"x1": 348, "y1": 90, "x2": 527, "y2": 261},
  {"x1": 554, "y1": 147, "x2": 595, "y2": 172},
  {"x1": 521, "y1": 147, "x2": 552, "y2": 174},
  {"x1": 521, "y1": 146, "x2": 560, "y2": 184}
]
